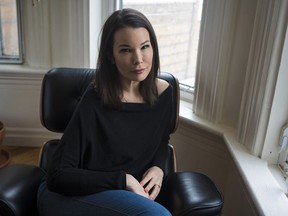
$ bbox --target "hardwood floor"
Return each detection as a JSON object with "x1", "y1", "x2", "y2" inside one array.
[{"x1": 1, "y1": 145, "x2": 41, "y2": 167}]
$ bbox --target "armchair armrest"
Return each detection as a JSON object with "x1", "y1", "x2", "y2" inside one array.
[
  {"x1": 157, "y1": 172, "x2": 223, "y2": 216},
  {"x1": 0, "y1": 164, "x2": 45, "y2": 216}
]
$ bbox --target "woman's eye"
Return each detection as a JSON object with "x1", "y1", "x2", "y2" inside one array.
[
  {"x1": 120, "y1": 48, "x2": 131, "y2": 53},
  {"x1": 142, "y1": 44, "x2": 150, "y2": 50}
]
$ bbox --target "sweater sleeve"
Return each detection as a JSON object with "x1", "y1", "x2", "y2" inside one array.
[
  {"x1": 46, "y1": 91, "x2": 126, "y2": 196},
  {"x1": 150, "y1": 88, "x2": 173, "y2": 176},
  {"x1": 150, "y1": 131, "x2": 170, "y2": 176}
]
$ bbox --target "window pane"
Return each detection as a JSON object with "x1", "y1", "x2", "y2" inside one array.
[
  {"x1": 122, "y1": 0, "x2": 203, "y2": 88},
  {"x1": 0, "y1": 0, "x2": 22, "y2": 63}
]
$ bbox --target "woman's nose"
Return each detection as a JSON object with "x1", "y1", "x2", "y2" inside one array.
[{"x1": 132, "y1": 50, "x2": 143, "y2": 65}]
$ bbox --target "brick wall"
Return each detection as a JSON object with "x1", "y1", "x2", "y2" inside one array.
[{"x1": 0, "y1": 0, "x2": 19, "y2": 56}]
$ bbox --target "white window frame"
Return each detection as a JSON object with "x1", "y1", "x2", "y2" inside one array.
[{"x1": 263, "y1": 24, "x2": 288, "y2": 165}]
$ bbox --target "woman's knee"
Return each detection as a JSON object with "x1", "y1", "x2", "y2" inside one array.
[{"x1": 143, "y1": 204, "x2": 172, "y2": 216}]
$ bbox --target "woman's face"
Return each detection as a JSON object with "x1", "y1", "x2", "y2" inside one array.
[{"x1": 112, "y1": 27, "x2": 153, "y2": 85}]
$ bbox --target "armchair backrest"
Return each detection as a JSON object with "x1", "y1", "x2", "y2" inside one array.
[
  {"x1": 40, "y1": 67, "x2": 179, "y2": 174},
  {"x1": 41, "y1": 68, "x2": 95, "y2": 132}
]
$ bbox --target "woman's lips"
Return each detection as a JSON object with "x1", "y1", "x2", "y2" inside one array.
[{"x1": 133, "y1": 68, "x2": 145, "y2": 74}]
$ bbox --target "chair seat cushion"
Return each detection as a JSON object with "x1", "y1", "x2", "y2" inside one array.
[{"x1": 157, "y1": 172, "x2": 223, "y2": 216}]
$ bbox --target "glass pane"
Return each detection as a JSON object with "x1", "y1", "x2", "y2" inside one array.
[
  {"x1": 122, "y1": 0, "x2": 203, "y2": 88},
  {"x1": 0, "y1": 0, "x2": 22, "y2": 63}
]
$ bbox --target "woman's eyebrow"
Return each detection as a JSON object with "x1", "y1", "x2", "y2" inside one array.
[
  {"x1": 141, "y1": 40, "x2": 151, "y2": 45},
  {"x1": 118, "y1": 44, "x2": 130, "y2": 48}
]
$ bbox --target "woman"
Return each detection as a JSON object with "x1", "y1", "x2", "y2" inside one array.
[{"x1": 38, "y1": 8, "x2": 173, "y2": 216}]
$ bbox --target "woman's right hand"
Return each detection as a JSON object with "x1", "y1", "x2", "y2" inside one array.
[{"x1": 126, "y1": 174, "x2": 149, "y2": 198}]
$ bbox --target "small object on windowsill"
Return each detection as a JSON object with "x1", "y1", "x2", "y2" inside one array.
[{"x1": 0, "y1": 121, "x2": 11, "y2": 168}]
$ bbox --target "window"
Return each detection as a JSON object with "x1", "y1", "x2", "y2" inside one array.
[
  {"x1": 121, "y1": 0, "x2": 203, "y2": 97},
  {"x1": 0, "y1": 0, "x2": 23, "y2": 64},
  {"x1": 278, "y1": 124, "x2": 288, "y2": 177}
]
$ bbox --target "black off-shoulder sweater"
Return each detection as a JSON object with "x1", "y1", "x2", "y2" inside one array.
[{"x1": 46, "y1": 85, "x2": 173, "y2": 196}]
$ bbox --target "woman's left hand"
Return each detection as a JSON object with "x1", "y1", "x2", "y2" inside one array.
[{"x1": 140, "y1": 166, "x2": 164, "y2": 200}]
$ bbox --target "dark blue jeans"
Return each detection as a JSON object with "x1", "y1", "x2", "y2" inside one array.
[{"x1": 37, "y1": 182, "x2": 171, "y2": 216}]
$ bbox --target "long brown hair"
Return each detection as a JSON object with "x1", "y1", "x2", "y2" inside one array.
[{"x1": 95, "y1": 8, "x2": 160, "y2": 108}]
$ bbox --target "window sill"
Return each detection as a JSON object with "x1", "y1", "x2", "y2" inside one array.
[
  {"x1": 268, "y1": 165, "x2": 288, "y2": 195},
  {"x1": 0, "y1": 64, "x2": 47, "y2": 75},
  {"x1": 179, "y1": 100, "x2": 288, "y2": 216}
]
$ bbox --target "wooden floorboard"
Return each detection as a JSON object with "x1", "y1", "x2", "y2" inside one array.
[{"x1": 1, "y1": 145, "x2": 41, "y2": 167}]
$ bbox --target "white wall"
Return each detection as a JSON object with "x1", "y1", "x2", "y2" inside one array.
[
  {"x1": 0, "y1": 68, "x2": 53, "y2": 146},
  {"x1": 0, "y1": 0, "x2": 102, "y2": 146}
]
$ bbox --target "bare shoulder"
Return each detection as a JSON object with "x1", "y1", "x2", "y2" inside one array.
[{"x1": 156, "y1": 78, "x2": 169, "y2": 96}]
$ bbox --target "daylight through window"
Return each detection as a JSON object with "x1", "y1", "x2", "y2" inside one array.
[
  {"x1": 0, "y1": 0, "x2": 22, "y2": 64},
  {"x1": 122, "y1": 0, "x2": 203, "y2": 90}
]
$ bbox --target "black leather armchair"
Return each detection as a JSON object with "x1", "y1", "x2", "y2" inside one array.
[{"x1": 0, "y1": 68, "x2": 223, "y2": 216}]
